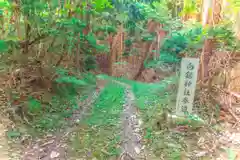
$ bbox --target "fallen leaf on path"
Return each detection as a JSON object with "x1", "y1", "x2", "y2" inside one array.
[
  {"x1": 50, "y1": 151, "x2": 60, "y2": 159},
  {"x1": 134, "y1": 146, "x2": 140, "y2": 154}
]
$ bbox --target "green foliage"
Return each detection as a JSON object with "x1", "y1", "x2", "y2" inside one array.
[
  {"x1": 167, "y1": 25, "x2": 204, "y2": 53},
  {"x1": 56, "y1": 76, "x2": 87, "y2": 85},
  {"x1": 7, "y1": 130, "x2": 21, "y2": 139},
  {"x1": 142, "y1": 1, "x2": 170, "y2": 24},
  {"x1": 93, "y1": 0, "x2": 113, "y2": 12},
  {"x1": 124, "y1": 39, "x2": 132, "y2": 47},
  {"x1": 208, "y1": 23, "x2": 238, "y2": 49},
  {"x1": 0, "y1": 0, "x2": 7, "y2": 7},
  {"x1": 141, "y1": 33, "x2": 155, "y2": 41},
  {"x1": 28, "y1": 97, "x2": 42, "y2": 114},
  {"x1": 228, "y1": 0, "x2": 240, "y2": 12},
  {"x1": 1, "y1": 0, "x2": 110, "y2": 56},
  {"x1": 0, "y1": 40, "x2": 8, "y2": 53},
  {"x1": 84, "y1": 55, "x2": 97, "y2": 70},
  {"x1": 154, "y1": 22, "x2": 238, "y2": 65},
  {"x1": 26, "y1": 71, "x2": 97, "y2": 131},
  {"x1": 94, "y1": 25, "x2": 117, "y2": 33},
  {"x1": 55, "y1": 72, "x2": 96, "y2": 96},
  {"x1": 97, "y1": 74, "x2": 177, "y2": 110},
  {"x1": 31, "y1": 94, "x2": 78, "y2": 131},
  {"x1": 2, "y1": 0, "x2": 239, "y2": 159},
  {"x1": 132, "y1": 76, "x2": 178, "y2": 109},
  {"x1": 145, "y1": 24, "x2": 205, "y2": 67},
  {"x1": 179, "y1": 0, "x2": 198, "y2": 16}
]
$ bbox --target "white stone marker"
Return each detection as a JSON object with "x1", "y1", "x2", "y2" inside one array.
[{"x1": 176, "y1": 58, "x2": 199, "y2": 116}]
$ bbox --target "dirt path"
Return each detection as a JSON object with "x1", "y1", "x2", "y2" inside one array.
[
  {"x1": 104, "y1": 79, "x2": 146, "y2": 160},
  {"x1": 4, "y1": 77, "x2": 240, "y2": 160},
  {"x1": 0, "y1": 123, "x2": 9, "y2": 160},
  {"x1": 22, "y1": 78, "x2": 147, "y2": 160},
  {"x1": 120, "y1": 88, "x2": 145, "y2": 159},
  {"x1": 22, "y1": 89, "x2": 101, "y2": 160}
]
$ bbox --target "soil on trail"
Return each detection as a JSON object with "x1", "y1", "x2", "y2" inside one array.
[
  {"x1": 21, "y1": 79, "x2": 148, "y2": 160},
  {"x1": 0, "y1": 124, "x2": 9, "y2": 160},
  {"x1": 120, "y1": 88, "x2": 145, "y2": 159},
  {"x1": 2, "y1": 79, "x2": 240, "y2": 160}
]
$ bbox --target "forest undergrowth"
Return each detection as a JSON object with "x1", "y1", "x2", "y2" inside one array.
[{"x1": 1, "y1": 0, "x2": 240, "y2": 159}]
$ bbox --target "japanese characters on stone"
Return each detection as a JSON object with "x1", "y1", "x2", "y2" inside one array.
[
  {"x1": 176, "y1": 58, "x2": 199, "y2": 116},
  {"x1": 181, "y1": 62, "x2": 194, "y2": 113}
]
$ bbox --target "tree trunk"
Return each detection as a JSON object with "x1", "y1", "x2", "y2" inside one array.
[{"x1": 200, "y1": 0, "x2": 222, "y2": 83}]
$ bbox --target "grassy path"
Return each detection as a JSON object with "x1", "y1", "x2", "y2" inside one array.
[
  {"x1": 68, "y1": 82, "x2": 125, "y2": 159},
  {"x1": 5, "y1": 74, "x2": 178, "y2": 160},
  {"x1": 67, "y1": 78, "x2": 147, "y2": 159}
]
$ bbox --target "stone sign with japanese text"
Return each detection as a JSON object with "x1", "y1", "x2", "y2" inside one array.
[{"x1": 176, "y1": 58, "x2": 199, "y2": 116}]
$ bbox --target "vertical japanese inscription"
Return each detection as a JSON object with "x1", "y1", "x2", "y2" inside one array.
[{"x1": 176, "y1": 58, "x2": 199, "y2": 116}]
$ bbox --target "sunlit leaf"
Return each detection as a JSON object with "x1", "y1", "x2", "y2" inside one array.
[{"x1": 0, "y1": 1, "x2": 9, "y2": 8}]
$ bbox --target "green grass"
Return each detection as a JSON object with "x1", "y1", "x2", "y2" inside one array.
[
  {"x1": 96, "y1": 74, "x2": 184, "y2": 159},
  {"x1": 97, "y1": 74, "x2": 178, "y2": 109},
  {"x1": 68, "y1": 82, "x2": 125, "y2": 159},
  {"x1": 84, "y1": 82, "x2": 125, "y2": 126}
]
